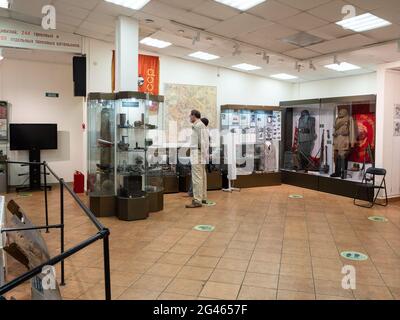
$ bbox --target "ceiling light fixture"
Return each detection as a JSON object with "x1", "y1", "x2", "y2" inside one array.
[
  {"x1": 189, "y1": 51, "x2": 220, "y2": 61},
  {"x1": 140, "y1": 37, "x2": 172, "y2": 48},
  {"x1": 336, "y1": 13, "x2": 391, "y2": 32},
  {"x1": 232, "y1": 63, "x2": 261, "y2": 71},
  {"x1": 214, "y1": 0, "x2": 266, "y2": 11},
  {"x1": 104, "y1": 0, "x2": 151, "y2": 11},
  {"x1": 0, "y1": 0, "x2": 9, "y2": 9},
  {"x1": 324, "y1": 62, "x2": 361, "y2": 72},
  {"x1": 270, "y1": 73, "x2": 298, "y2": 80}
]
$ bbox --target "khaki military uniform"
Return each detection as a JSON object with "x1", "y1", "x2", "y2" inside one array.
[{"x1": 190, "y1": 120, "x2": 209, "y2": 204}]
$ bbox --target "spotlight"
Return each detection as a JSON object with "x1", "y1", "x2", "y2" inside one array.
[
  {"x1": 309, "y1": 60, "x2": 316, "y2": 71},
  {"x1": 233, "y1": 43, "x2": 241, "y2": 56},
  {"x1": 192, "y1": 31, "x2": 201, "y2": 45},
  {"x1": 295, "y1": 61, "x2": 302, "y2": 72},
  {"x1": 333, "y1": 55, "x2": 340, "y2": 65},
  {"x1": 262, "y1": 51, "x2": 270, "y2": 64},
  {"x1": 0, "y1": 48, "x2": 3, "y2": 62}
]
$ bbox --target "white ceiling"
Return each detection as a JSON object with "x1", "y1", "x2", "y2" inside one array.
[{"x1": 1, "y1": 0, "x2": 400, "y2": 82}]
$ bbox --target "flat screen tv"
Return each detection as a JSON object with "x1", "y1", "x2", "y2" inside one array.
[{"x1": 10, "y1": 124, "x2": 58, "y2": 151}]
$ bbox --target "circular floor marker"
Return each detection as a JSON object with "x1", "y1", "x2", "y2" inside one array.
[
  {"x1": 204, "y1": 201, "x2": 216, "y2": 207},
  {"x1": 341, "y1": 251, "x2": 369, "y2": 261},
  {"x1": 18, "y1": 193, "x2": 32, "y2": 197},
  {"x1": 194, "y1": 225, "x2": 215, "y2": 232},
  {"x1": 368, "y1": 216, "x2": 388, "y2": 222},
  {"x1": 289, "y1": 194, "x2": 303, "y2": 199}
]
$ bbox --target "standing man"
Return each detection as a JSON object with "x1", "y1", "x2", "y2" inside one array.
[{"x1": 186, "y1": 110, "x2": 209, "y2": 208}]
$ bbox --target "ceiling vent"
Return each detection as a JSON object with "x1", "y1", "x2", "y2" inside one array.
[{"x1": 281, "y1": 32, "x2": 324, "y2": 47}]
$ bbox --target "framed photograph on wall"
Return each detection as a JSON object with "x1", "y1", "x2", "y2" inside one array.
[{"x1": 0, "y1": 102, "x2": 8, "y2": 141}]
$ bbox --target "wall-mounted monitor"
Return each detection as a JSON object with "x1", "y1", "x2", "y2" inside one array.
[{"x1": 9, "y1": 124, "x2": 58, "y2": 151}]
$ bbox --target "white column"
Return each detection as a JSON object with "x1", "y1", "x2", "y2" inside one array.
[{"x1": 115, "y1": 16, "x2": 139, "y2": 91}]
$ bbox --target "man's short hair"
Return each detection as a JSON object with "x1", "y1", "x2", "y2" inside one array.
[
  {"x1": 191, "y1": 110, "x2": 201, "y2": 119},
  {"x1": 201, "y1": 118, "x2": 209, "y2": 127}
]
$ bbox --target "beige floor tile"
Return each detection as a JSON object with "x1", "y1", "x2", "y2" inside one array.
[
  {"x1": 130, "y1": 275, "x2": 173, "y2": 292},
  {"x1": 200, "y1": 282, "x2": 240, "y2": 300},
  {"x1": 118, "y1": 288, "x2": 160, "y2": 300},
  {"x1": 158, "y1": 293, "x2": 197, "y2": 300},
  {"x1": 237, "y1": 286, "x2": 277, "y2": 300},
  {"x1": 177, "y1": 266, "x2": 214, "y2": 281},
  {"x1": 216, "y1": 258, "x2": 249, "y2": 272},
  {"x1": 353, "y1": 284, "x2": 394, "y2": 300},
  {"x1": 145, "y1": 263, "x2": 183, "y2": 277},
  {"x1": 187, "y1": 255, "x2": 220, "y2": 268},
  {"x1": 314, "y1": 279, "x2": 354, "y2": 298},
  {"x1": 209, "y1": 269, "x2": 245, "y2": 285},
  {"x1": 316, "y1": 294, "x2": 354, "y2": 300},
  {"x1": 277, "y1": 290, "x2": 316, "y2": 300},
  {"x1": 196, "y1": 246, "x2": 226, "y2": 257},
  {"x1": 223, "y1": 248, "x2": 253, "y2": 260},
  {"x1": 158, "y1": 253, "x2": 192, "y2": 265},
  {"x1": 247, "y1": 261, "x2": 280, "y2": 275},
  {"x1": 243, "y1": 273, "x2": 279, "y2": 289},
  {"x1": 278, "y1": 275, "x2": 315, "y2": 293},
  {"x1": 165, "y1": 278, "x2": 205, "y2": 296}
]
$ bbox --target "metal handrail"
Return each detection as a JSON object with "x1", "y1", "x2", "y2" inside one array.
[{"x1": 0, "y1": 160, "x2": 112, "y2": 300}]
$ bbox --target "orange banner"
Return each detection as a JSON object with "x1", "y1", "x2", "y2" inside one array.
[{"x1": 138, "y1": 54, "x2": 160, "y2": 95}]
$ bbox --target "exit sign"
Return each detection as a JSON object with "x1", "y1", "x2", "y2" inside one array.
[{"x1": 46, "y1": 92, "x2": 59, "y2": 98}]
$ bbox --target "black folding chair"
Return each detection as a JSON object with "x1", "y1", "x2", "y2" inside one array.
[{"x1": 354, "y1": 167, "x2": 388, "y2": 208}]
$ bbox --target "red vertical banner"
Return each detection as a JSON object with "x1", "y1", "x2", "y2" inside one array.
[{"x1": 138, "y1": 54, "x2": 160, "y2": 95}]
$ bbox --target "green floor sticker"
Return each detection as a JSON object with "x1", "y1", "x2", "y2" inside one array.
[
  {"x1": 194, "y1": 225, "x2": 215, "y2": 232},
  {"x1": 18, "y1": 193, "x2": 32, "y2": 197},
  {"x1": 204, "y1": 201, "x2": 216, "y2": 207},
  {"x1": 368, "y1": 216, "x2": 388, "y2": 222},
  {"x1": 341, "y1": 251, "x2": 369, "y2": 261},
  {"x1": 289, "y1": 194, "x2": 303, "y2": 199}
]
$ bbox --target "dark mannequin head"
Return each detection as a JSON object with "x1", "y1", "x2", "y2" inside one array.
[{"x1": 301, "y1": 110, "x2": 310, "y2": 117}]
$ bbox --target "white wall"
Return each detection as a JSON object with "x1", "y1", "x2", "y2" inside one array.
[
  {"x1": 0, "y1": 58, "x2": 84, "y2": 184},
  {"x1": 377, "y1": 63, "x2": 400, "y2": 198},
  {"x1": 292, "y1": 73, "x2": 377, "y2": 100}
]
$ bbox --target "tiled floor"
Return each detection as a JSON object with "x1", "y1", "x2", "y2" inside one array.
[{"x1": 2, "y1": 185, "x2": 400, "y2": 300}]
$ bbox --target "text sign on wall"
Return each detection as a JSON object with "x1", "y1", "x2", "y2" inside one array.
[{"x1": 0, "y1": 18, "x2": 82, "y2": 54}]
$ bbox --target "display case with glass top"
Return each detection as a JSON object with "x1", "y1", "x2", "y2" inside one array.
[
  {"x1": 87, "y1": 93, "x2": 116, "y2": 217},
  {"x1": 115, "y1": 92, "x2": 164, "y2": 221}
]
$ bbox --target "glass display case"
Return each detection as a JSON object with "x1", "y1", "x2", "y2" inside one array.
[
  {"x1": 220, "y1": 105, "x2": 282, "y2": 175},
  {"x1": 280, "y1": 96, "x2": 376, "y2": 183},
  {"x1": 87, "y1": 92, "x2": 165, "y2": 220},
  {"x1": 87, "y1": 93, "x2": 116, "y2": 217},
  {"x1": 115, "y1": 92, "x2": 164, "y2": 221}
]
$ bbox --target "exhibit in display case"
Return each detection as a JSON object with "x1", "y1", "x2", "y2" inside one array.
[
  {"x1": 87, "y1": 92, "x2": 165, "y2": 221},
  {"x1": 87, "y1": 93, "x2": 116, "y2": 217},
  {"x1": 280, "y1": 95, "x2": 376, "y2": 199},
  {"x1": 220, "y1": 105, "x2": 282, "y2": 188}
]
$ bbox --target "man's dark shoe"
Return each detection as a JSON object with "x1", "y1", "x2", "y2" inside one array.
[
  {"x1": 186, "y1": 201, "x2": 202, "y2": 208},
  {"x1": 202, "y1": 200, "x2": 208, "y2": 205}
]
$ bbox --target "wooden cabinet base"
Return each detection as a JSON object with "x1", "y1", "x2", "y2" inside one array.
[
  {"x1": 90, "y1": 196, "x2": 116, "y2": 217},
  {"x1": 117, "y1": 196, "x2": 149, "y2": 221}
]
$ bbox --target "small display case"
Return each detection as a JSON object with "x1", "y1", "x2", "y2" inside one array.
[
  {"x1": 87, "y1": 93, "x2": 116, "y2": 217},
  {"x1": 280, "y1": 95, "x2": 376, "y2": 199}
]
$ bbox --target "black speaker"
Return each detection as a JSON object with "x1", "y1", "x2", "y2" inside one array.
[{"x1": 73, "y1": 56, "x2": 86, "y2": 97}]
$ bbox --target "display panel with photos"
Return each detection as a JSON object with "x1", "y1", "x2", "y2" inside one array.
[
  {"x1": 280, "y1": 96, "x2": 376, "y2": 182},
  {"x1": 220, "y1": 105, "x2": 282, "y2": 175},
  {"x1": 0, "y1": 101, "x2": 8, "y2": 141}
]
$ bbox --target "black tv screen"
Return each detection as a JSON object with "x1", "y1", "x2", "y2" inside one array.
[{"x1": 10, "y1": 124, "x2": 58, "y2": 150}]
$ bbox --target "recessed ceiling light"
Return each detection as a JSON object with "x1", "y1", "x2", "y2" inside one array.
[
  {"x1": 104, "y1": 0, "x2": 151, "y2": 10},
  {"x1": 189, "y1": 51, "x2": 220, "y2": 61},
  {"x1": 324, "y1": 62, "x2": 361, "y2": 72},
  {"x1": 336, "y1": 13, "x2": 391, "y2": 32},
  {"x1": 270, "y1": 73, "x2": 298, "y2": 80},
  {"x1": 140, "y1": 37, "x2": 172, "y2": 48},
  {"x1": 232, "y1": 63, "x2": 261, "y2": 71},
  {"x1": 214, "y1": 0, "x2": 266, "y2": 11},
  {"x1": 0, "y1": 0, "x2": 9, "y2": 9}
]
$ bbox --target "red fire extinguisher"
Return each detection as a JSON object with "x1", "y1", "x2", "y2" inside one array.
[{"x1": 73, "y1": 171, "x2": 85, "y2": 194}]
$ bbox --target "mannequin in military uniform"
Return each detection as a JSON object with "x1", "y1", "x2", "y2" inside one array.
[
  {"x1": 297, "y1": 110, "x2": 317, "y2": 170},
  {"x1": 331, "y1": 108, "x2": 356, "y2": 178}
]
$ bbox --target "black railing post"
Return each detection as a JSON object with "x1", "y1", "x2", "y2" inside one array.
[
  {"x1": 103, "y1": 231, "x2": 112, "y2": 300},
  {"x1": 59, "y1": 179, "x2": 65, "y2": 286},
  {"x1": 43, "y1": 163, "x2": 49, "y2": 233}
]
